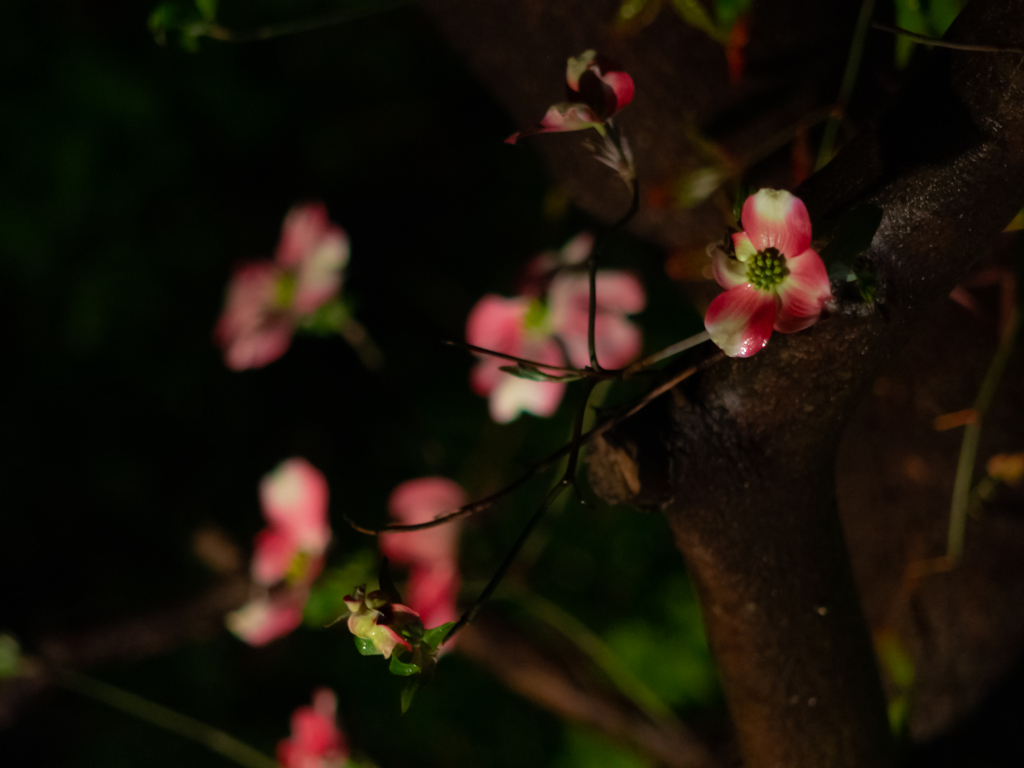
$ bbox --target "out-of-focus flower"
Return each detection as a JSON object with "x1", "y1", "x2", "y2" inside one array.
[
  {"x1": 225, "y1": 593, "x2": 305, "y2": 648},
  {"x1": 216, "y1": 202, "x2": 349, "y2": 371},
  {"x1": 547, "y1": 270, "x2": 646, "y2": 369},
  {"x1": 987, "y1": 452, "x2": 1024, "y2": 485},
  {"x1": 277, "y1": 688, "x2": 348, "y2": 768},
  {"x1": 253, "y1": 458, "x2": 331, "y2": 586},
  {"x1": 506, "y1": 51, "x2": 634, "y2": 144},
  {"x1": 227, "y1": 458, "x2": 332, "y2": 646},
  {"x1": 343, "y1": 586, "x2": 421, "y2": 659},
  {"x1": 520, "y1": 232, "x2": 595, "y2": 296},
  {"x1": 705, "y1": 189, "x2": 832, "y2": 357},
  {"x1": 381, "y1": 478, "x2": 466, "y2": 629},
  {"x1": 466, "y1": 295, "x2": 568, "y2": 423},
  {"x1": 467, "y1": 249, "x2": 646, "y2": 422}
]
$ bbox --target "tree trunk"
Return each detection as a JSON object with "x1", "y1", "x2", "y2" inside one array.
[{"x1": 421, "y1": 0, "x2": 1024, "y2": 764}]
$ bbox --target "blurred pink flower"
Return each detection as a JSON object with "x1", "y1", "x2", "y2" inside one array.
[
  {"x1": 520, "y1": 232, "x2": 595, "y2": 296},
  {"x1": 547, "y1": 270, "x2": 646, "y2": 369},
  {"x1": 252, "y1": 458, "x2": 331, "y2": 586},
  {"x1": 507, "y1": 51, "x2": 635, "y2": 144},
  {"x1": 277, "y1": 688, "x2": 348, "y2": 768},
  {"x1": 382, "y1": 478, "x2": 465, "y2": 567},
  {"x1": 466, "y1": 295, "x2": 567, "y2": 423},
  {"x1": 705, "y1": 189, "x2": 833, "y2": 357},
  {"x1": 215, "y1": 202, "x2": 349, "y2": 371},
  {"x1": 380, "y1": 478, "x2": 466, "y2": 629},
  {"x1": 227, "y1": 458, "x2": 331, "y2": 646},
  {"x1": 466, "y1": 254, "x2": 645, "y2": 422},
  {"x1": 225, "y1": 593, "x2": 304, "y2": 648}
]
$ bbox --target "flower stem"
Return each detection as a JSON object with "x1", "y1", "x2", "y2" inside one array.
[
  {"x1": 588, "y1": 178, "x2": 641, "y2": 371},
  {"x1": 871, "y1": 23, "x2": 1024, "y2": 54},
  {"x1": 444, "y1": 380, "x2": 597, "y2": 644},
  {"x1": 947, "y1": 306, "x2": 1021, "y2": 561},
  {"x1": 51, "y1": 666, "x2": 279, "y2": 768},
  {"x1": 348, "y1": 355, "x2": 722, "y2": 536},
  {"x1": 816, "y1": 0, "x2": 876, "y2": 170},
  {"x1": 624, "y1": 330, "x2": 711, "y2": 377}
]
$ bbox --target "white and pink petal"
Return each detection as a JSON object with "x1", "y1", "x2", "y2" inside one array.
[
  {"x1": 741, "y1": 189, "x2": 812, "y2": 257},
  {"x1": 774, "y1": 248, "x2": 833, "y2": 334},
  {"x1": 705, "y1": 284, "x2": 778, "y2": 358}
]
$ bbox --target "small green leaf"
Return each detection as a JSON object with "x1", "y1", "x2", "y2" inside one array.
[
  {"x1": 498, "y1": 365, "x2": 583, "y2": 382},
  {"x1": 670, "y1": 0, "x2": 729, "y2": 43},
  {"x1": 818, "y1": 204, "x2": 884, "y2": 270},
  {"x1": 400, "y1": 678, "x2": 421, "y2": 713},
  {"x1": 194, "y1": 0, "x2": 217, "y2": 22},
  {"x1": 389, "y1": 650, "x2": 421, "y2": 677},
  {"x1": 354, "y1": 637, "x2": 379, "y2": 656},
  {"x1": 422, "y1": 622, "x2": 456, "y2": 650},
  {"x1": 927, "y1": 0, "x2": 964, "y2": 35},
  {"x1": 853, "y1": 264, "x2": 877, "y2": 305},
  {"x1": 675, "y1": 167, "x2": 728, "y2": 208}
]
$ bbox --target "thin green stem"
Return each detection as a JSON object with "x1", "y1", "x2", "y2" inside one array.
[
  {"x1": 624, "y1": 330, "x2": 711, "y2": 377},
  {"x1": 443, "y1": 380, "x2": 596, "y2": 645},
  {"x1": 514, "y1": 590, "x2": 676, "y2": 724},
  {"x1": 197, "y1": 0, "x2": 412, "y2": 43},
  {"x1": 871, "y1": 23, "x2": 1024, "y2": 54},
  {"x1": 947, "y1": 307, "x2": 1021, "y2": 561},
  {"x1": 348, "y1": 354, "x2": 721, "y2": 536},
  {"x1": 588, "y1": 154, "x2": 641, "y2": 371},
  {"x1": 816, "y1": 0, "x2": 876, "y2": 170},
  {"x1": 443, "y1": 340, "x2": 619, "y2": 379},
  {"x1": 341, "y1": 317, "x2": 384, "y2": 371},
  {"x1": 51, "y1": 666, "x2": 279, "y2": 768}
]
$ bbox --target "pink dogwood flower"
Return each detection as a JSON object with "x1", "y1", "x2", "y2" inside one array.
[
  {"x1": 216, "y1": 202, "x2": 349, "y2": 371},
  {"x1": 227, "y1": 458, "x2": 332, "y2": 646},
  {"x1": 380, "y1": 478, "x2": 466, "y2": 629},
  {"x1": 277, "y1": 688, "x2": 348, "y2": 768},
  {"x1": 466, "y1": 250, "x2": 645, "y2": 422},
  {"x1": 343, "y1": 586, "x2": 421, "y2": 659},
  {"x1": 506, "y1": 50, "x2": 635, "y2": 144},
  {"x1": 705, "y1": 189, "x2": 833, "y2": 357}
]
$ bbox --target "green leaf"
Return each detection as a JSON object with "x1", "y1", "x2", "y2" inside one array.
[
  {"x1": 669, "y1": 0, "x2": 729, "y2": 43},
  {"x1": 675, "y1": 167, "x2": 727, "y2": 209},
  {"x1": 194, "y1": 0, "x2": 217, "y2": 22},
  {"x1": 400, "y1": 678, "x2": 421, "y2": 713},
  {"x1": 893, "y1": 0, "x2": 930, "y2": 68},
  {"x1": 818, "y1": 204, "x2": 884, "y2": 270},
  {"x1": 0, "y1": 634, "x2": 21, "y2": 679},
  {"x1": 498, "y1": 365, "x2": 583, "y2": 382},
  {"x1": 300, "y1": 298, "x2": 350, "y2": 335},
  {"x1": 389, "y1": 650, "x2": 421, "y2": 676},
  {"x1": 354, "y1": 637, "x2": 379, "y2": 656},
  {"x1": 714, "y1": 0, "x2": 751, "y2": 29},
  {"x1": 421, "y1": 622, "x2": 456, "y2": 650},
  {"x1": 927, "y1": 0, "x2": 964, "y2": 35}
]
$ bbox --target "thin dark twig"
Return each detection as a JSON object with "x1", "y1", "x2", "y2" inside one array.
[
  {"x1": 871, "y1": 22, "x2": 1024, "y2": 54},
  {"x1": 443, "y1": 380, "x2": 596, "y2": 644},
  {"x1": 443, "y1": 339, "x2": 619, "y2": 379},
  {"x1": 199, "y1": 0, "x2": 412, "y2": 43},
  {"x1": 346, "y1": 353, "x2": 723, "y2": 535},
  {"x1": 588, "y1": 176, "x2": 641, "y2": 371}
]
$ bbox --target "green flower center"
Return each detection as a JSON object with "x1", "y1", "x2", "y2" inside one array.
[{"x1": 745, "y1": 248, "x2": 789, "y2": 290}]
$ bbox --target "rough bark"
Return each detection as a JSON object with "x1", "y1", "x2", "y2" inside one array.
[{"x1": 420, "y1": 0, "x2": 1024, "y2": 765}]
